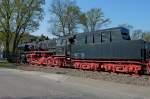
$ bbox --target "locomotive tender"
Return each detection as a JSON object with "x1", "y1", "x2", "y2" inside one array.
[{"x1": 21, "y1": 27, "x2": 150, "y2": 74}]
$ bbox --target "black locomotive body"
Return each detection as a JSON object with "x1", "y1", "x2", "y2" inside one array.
[
  {"x1": 71, "y1": 40, "x2": 150, "y2": 61},
  {"x1": 56, "y1": 27, "x2": 150, "y2": 61},
  {"x1": 19, "y1": 27, "x2": 150, "y2": 74},
  {"x1": 56, "y1": 27, "x2": 131, "y2": 55}
]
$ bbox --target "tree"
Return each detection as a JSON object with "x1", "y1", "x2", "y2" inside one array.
[
  {"x1": 143, "y1": 32, "x2": 150, "y2": 41},
  {"x1": 0, "y1": 0, "x2": 45, "y2": 56},
  {"x1": 0, "y1": 32, "x2": 5, "y2": 42},
  {"x1": 19, "y1": 33, "x2": 39, "y2": 44},
  {"x1": 131, "y1": 29, "x2": 150, "y2": 41},
  {"x1": 12, "y1": 0, "x2": 45, "y2": 53},
  {"x1": 118, "y1": 24, "x2": 150, "y2": 41},
  {"x1": 39, "y1": 34, "x2": 48, "y2": 41},
  {"x1": 0, "y1": 0, "x2": 45, "y2": 60},
  {"x1": 49, "y1": 0, "x2": 80, "y2": 37},
  {"x1": 131, "y1": 29, "x2": 143, "y2": 40},
  {"x1": 65, "y1": 6, "x2": 81, "y2": 35},
  {"x1": 80, "y1": 8, "x2": 110, "y2": 32},
  {"x1": 49, "y1": 0, "x2": 68, "y2": 37},
  {"x1": 0, "y1": 0, "x2": 14, "y2": 58}
]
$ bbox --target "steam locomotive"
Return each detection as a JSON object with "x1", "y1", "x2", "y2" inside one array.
[{"x1": 19, "y1": 27, "x2": 150, "y2": 74}]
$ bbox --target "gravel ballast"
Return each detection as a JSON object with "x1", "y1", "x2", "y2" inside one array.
[{"x1": 18, "y1": 65, "x2": 150, "y2": 87}]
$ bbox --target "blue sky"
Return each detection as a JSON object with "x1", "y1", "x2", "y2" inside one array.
[{"x1": 32, "y1": 0, "x2": 150, "y2": 38}]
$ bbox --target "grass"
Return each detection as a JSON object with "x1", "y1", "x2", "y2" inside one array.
[{"x1": 0, "y1": 61, "x2": 20, "y2": 69}]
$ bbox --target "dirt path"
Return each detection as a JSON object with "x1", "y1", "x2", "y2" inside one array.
[{"x1": 0, "y1": 68, "x2": 150, "y2": 99}]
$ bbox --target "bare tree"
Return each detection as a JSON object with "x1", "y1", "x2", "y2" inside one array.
[
  {"x1": 65, "y1": 6, "x2": 80, "y2": 35},
  {"x1": 131, "y1": 29, "x2": 150, "y2": 41},
  {"x1": 49, "y1": 0, "x2": 68, "y2": 37},
  {"x1": 118, "y1": 24, "x2": 150, "y2": 41},
  {"x1": 79, "y1": 13, "x2": 89, "y2": 32},
  {"x1": 49, "y1": 0, "x2": 80, "y2": 37},
  {"x1": 131, "y1": 29, "x2": 143, "y2": 40},
  {"x1": 80, "y1": 8, "x2": 110, "y2": 32}
]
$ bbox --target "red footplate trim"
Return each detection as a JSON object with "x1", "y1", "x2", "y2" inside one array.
[{"x1": 73, "y1": 60, "x2": 141, "y2": 74}]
